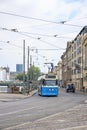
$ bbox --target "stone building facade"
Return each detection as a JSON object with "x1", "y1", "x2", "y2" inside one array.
[
  {"x1": 61, "y1": 26, "x2": 87, "y2": 91},
  {"x1": 82, "y1": 34, "x2": 87, "y2": 91}
]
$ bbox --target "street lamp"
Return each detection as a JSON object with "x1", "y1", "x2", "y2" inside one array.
[
  {"x1": 29, "y1": 46, "x2": 38, "y2": 67},
  {"x1": 27, "y1": 46, "x2": 38, "y2": 90}
]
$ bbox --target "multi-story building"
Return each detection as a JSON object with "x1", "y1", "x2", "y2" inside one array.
[
  {"x1": 82, "y1": 34, "x2": 87, "y2": 91},
  {"x1": 57, "y1": 61, "x2": 62, "y2": 87},
  {"x1": 61, "y1": 26, "x2": 87, "y2": 90},
  {"x1": 66, "y1": 41, "x2": 72, "y2": 84},
  {"x1": 61, "y1": 41, "x2": 72, "y2": 86},
  {"x1": 16, "y1": 64, "x2": 23, "y2": 73},
  {"x1": 61, "y1": 51, "x2": 67, "y2": 86},
  {"x1": 10, "y1": 72, "x2": 17, "y2": 81},
  {"x1": 0, "y1": 67, "x2": 10, "y2": 81},
  {"x1": 71, "y1": 26, "x2": 87, "y2": 90}
]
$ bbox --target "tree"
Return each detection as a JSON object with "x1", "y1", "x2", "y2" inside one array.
[
  {"x1": 15, "y1": 73, "x2": 27, "y2": 81},
  {"x1": 28, "y1": 66, "x2": 41, "y2": 81},
  {"x1": 15, "y1": 66, "x2": 41, "y2": 82}
]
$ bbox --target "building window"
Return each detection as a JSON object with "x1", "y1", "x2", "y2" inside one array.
[
  {"x1": 74, "y1": 60, "x2": 76, "y2": 64},
  {"x1": 77, "y1": 37, "x2": 81, "y2": 45},
  {"x1": 72, "y1": 46, "x2": 73, "y2": 52},
  {"x1": 77, "y1": 47, "x2": 81, "y2": 55},
  {"x1": 77, "y1": 69, "x2": 81, "y2": 73},
  {"x1": 74, "y1": 69, "x2": 76, "y2": 74},
  {"x1": 72, "y1": 62, "x2": 73, "y2": 67},
  {"x1": 78, "y1": 57, "x2": 81, "y2": 64},
  {"x1": 72, "y1": 54, "x2": 73, "y2": 58},
  {"x1": 72, "y1": 70, "x2": 73, "y2": 75},
  {"x1": 74, "y1": 43, "x2": 76, "y2": 50},
  {"x1": 85, "y1": 44, "x2": 87, "y2": 67},
  {"x1": 74, "y1": 51, "x2": 76, "y2": 57},
  {"x1": 83, "y1": 27, "x2": 87, "y2": 34},
  {"x1": 84, "y1": 73, "x2": 87, "y2": 81}
]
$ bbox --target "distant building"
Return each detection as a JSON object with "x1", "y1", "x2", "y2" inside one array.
[
  {"x1": 16, "y1": 64, "x2": 23, "y2": 73},
  {"x1": 0, "y1": 67, "x2": 10, "y2": 81},
  {"x1": 10, "y1": 72, "x2": 17, "y2": 81}
]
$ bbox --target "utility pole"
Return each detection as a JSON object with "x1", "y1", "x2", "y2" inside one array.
[
  {"x1": 23, "y1": 40, "x2": 26, "y2": 95},
  {"x1": 27, "y1": 46, "x2": 29, "y2": 73},
  {"x1": 27, "y1": 46, "x2": 30, "y2": 95},
  {"x1": 30, "y1": 55, "x2": 32, "y2": 67}
]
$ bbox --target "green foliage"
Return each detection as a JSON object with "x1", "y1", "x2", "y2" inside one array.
[
  {"x1": 15, "y1": 73, "x2": 27, "y2": 81},
  {"x1": 15, "y1": 66, "x2": 41, "y2": 82},
  {"x1": 28, "y1": 66, "x2": 41, "y2": 81}
]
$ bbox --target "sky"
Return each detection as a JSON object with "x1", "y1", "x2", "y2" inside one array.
[{"x1": 0, "y1": 0, "x2": 87, "y2": 73}]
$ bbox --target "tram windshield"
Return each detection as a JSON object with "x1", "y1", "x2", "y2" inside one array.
[{"x1": 45, "y1": 80, "x2": 57, "y2": 86}]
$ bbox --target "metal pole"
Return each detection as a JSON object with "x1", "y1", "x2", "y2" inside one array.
[
  {"x1": 27, "y1": 46, "x2": 29, "y2": 73},
  {"x1": 30, "y1": 55, "x2": 32, "y2": 67},
  {"x1": 23, "y1": 40, "x2": 26, "y2": 95},
  {"x1": 27, "y1": 46, "x2": 30, "y2": 95}
]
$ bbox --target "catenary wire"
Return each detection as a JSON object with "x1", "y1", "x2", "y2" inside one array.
[{"x1": 0, "y1": 11, "x2": 83, "y2": 27}]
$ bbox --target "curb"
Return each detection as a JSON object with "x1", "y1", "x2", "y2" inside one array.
[
  {"x1": 76, "y1": 90, "x2": 87, "y2": 95},
  {"x1": 0, "y1": 90, "x2": 37, "y2": 102}
]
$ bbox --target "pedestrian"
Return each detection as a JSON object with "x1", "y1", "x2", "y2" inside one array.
[{"x1": 82, "y1": 86, "x2": 85, "y2": 92}]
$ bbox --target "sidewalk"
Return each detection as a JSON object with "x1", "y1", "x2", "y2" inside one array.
[{"x1": 0, "y1": 89, "x2": 37, "y2": 102}]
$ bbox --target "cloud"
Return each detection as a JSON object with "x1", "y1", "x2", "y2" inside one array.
[{"x1": 0, "y1": 0, "x2": 87, "y2": 72}]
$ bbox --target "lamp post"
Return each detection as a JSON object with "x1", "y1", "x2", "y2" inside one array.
[
  {"x1": 26, "y1": 46, "x2": 30, "y2": 95},
  {"x1": 27, "y1": 46, "x2": 38, "y2": 90},
  {"x1": 30, "y1": 47, "x2": 38, "y2": 67},
  {"x1": 23, "y1": 40, "x2": 26, "y2": 95}
]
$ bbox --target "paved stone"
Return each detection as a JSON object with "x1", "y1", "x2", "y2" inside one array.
[{"x1": 9, "y1": 103, "x2": 87, "y2": 130}]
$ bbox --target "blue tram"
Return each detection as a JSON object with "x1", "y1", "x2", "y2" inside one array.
[{"x1": 38, "y1": 74, "x2": 59, "y2": 96}]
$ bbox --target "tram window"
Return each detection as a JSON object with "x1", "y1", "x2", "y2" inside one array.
[
  {"x1": 56, "y1": 80, "x2": 58, "y2": 85},
  {"x1": 42, "y1": 79, "x2": 46, "y2": 85}
]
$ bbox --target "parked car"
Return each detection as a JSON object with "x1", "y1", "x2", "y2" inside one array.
[{"x1": 66, "y1": 83, "x2": 75, "y2": 93}]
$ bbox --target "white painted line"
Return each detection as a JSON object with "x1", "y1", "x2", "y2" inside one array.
[
  {"x1": 3, "y1": 121, "x2": 32, "y2": 130},
  {"x1": 60, "y1": 125, "x2": 87, "y2": 130},
  {"x1": 0, "y1": 99, "x2": 49, "y2": 116},
  {"x1": 0, "y1": 106, "x2": 37, "y2": 116},
  {"x1": 36, "y1": 111, "x2": 63, "y2": 122},
  {"x1": 3, "y1": 111, "x2": 63, "y2": 130}
]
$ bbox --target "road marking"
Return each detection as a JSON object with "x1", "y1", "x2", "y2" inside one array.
[
  {"x1": 0, "y1": 99, "x2": 51, "y2": 116},
  {"x1": 60, "y1": 125, "x2": 87, "y2": 130},
  {"x1": 3, "y1": 111, "x2": 64, "y2": 130},
  {"x1": 0, "y1": 106, "x2": 37, "y2": 116},
  {"x1": 36, "y1": 111, "x2": 63, "y2": 121},
  {"x1": 2, "y1": 100, "x2": 86, "y2": 129},
  {"x1": 2, "y1": 105, "x2": 82, "y2": 129},
  {"x1": 3, "y1": 121, "x2": 32, "y2": 130}
]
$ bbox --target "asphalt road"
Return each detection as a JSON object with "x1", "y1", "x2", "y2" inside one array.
[{"x1": 0, "y1": 88, "x2": 87, "y2": 130}]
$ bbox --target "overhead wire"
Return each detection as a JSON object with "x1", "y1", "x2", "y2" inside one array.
[
  {"x1": 0, "y1": 11, "x2": 83, "y2": 27},
  {"x1": 0, "y1": 40, "x2": 22, "y2": 49},
  {"x1": 19, "y1": 31, "x2": 73, "y2": 39},
  {"x1": 0, "y1": 26, "x2": 80, "y2": 41},
  {"x1": 0, "y1": 27, "x2": 65, "y2": 50},
  {"x1": 0, "y1": 11, "x2": 86, "y2": 67},
  {"x1": 17, "y1": 31, "x2": 65, "y2": 50},
  {"x1": 0, "y1": 39, "x2": 63, "y2": 62}
]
